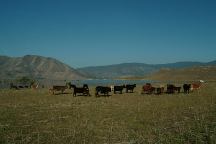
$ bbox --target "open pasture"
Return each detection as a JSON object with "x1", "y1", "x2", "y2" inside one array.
[{"x1": 0, "y1": 83, "x2": 216, "y2": 143}]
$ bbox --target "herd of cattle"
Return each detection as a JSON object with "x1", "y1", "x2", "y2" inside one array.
[
  {"x1": 48, "y1": 82, "x2": 203, "y2": 96},
  {"x1": 9, "y1": 83, "x2": 39, "y2": 90}
]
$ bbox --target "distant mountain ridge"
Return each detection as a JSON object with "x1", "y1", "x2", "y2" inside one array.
[
  {"x1": 0, "y1": 55, "x2": 85, "y2": 80},
  {"x1": 78, "y1": 61, "x2": 216, "y2": 79},
  {"x1": 78, "y1": 63, "x2": 159, "y2": 78},
  {"x1": 1, "y1": 55, "x2": 215, "y2": 80}
]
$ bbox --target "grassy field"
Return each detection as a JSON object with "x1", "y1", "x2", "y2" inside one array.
[{"x1": 0, "y1": 83, "x2": 216, "y2": 144}]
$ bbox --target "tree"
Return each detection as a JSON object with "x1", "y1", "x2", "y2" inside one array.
[{"x1": 17, "y1": 76, "x2": 35, "y2": 86}]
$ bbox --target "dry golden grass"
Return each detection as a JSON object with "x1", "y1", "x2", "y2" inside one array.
[
  {"x1": 0, "y1": 83, "x2": 216, "y2": 143},
  {"x1": 146, "y1": 66, "x2": 216, "y2": 81}
]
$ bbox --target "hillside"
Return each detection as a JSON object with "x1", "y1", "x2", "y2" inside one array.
[
  {"x1": 0, "y1": 55, "x2": 85, "y2": 80},
  {"x1": 78, "y1": 63, "x2": 159, "y2": 79},
  {"x1": 146, "y1": 66, "x2": 216, "y2": 81},
  {"x1": 1, "y1": 55, "x2": 215, "y2": 81},
  {"x1": 78, "y1": 61, "x2": 216, "y2": 79}
]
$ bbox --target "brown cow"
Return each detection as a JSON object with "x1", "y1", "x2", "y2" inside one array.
[
  {"x1": 191, "y1": 82, "x2": 202, "y2": 91},
  {"x1": 49, "y1": 85, "x2": 68, "y2": 95},
  {"x1": 141, "y1": 83, "x2": 155, "y2": 94}
]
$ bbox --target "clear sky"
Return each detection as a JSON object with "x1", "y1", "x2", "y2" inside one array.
[{"x1": 0, "y1": 0, "x2": 215, "y2": 68}]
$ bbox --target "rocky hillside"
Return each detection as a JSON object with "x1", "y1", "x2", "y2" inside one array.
[{"x1": 0, "y1": 55, "x2": 86, "y2": 80}]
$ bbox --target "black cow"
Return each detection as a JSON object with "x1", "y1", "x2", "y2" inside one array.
[
  {"x1": 70, "y1": 84, "x2": 90, "y2": 96},
  {"x1": 95, "y1": 86, "x2": 111, "y2": 97},
  {"x1": 166, "y1": 84, "x2": 181, "y2": 94},
  {"x1": 10, "y1": 83, "x2": 30, "y2": 90},
  {"x1": 166, "y1": 84, "x2": 175, "y2": 94},
  {"x1": 183, "y1": 84, "x2": 191, "y2": 94},
  {"x1": 156, "y1": 87, "x2": 164, "y2": 95},
  {"x1": 174, "y1": 86, "x2": 181, "y2": 93},
  {"x1": 114, "y1": 85, "x2": 125, "y2": 94},
  {"x1": 10, "y1": 83, "x2": 19, "y2": 90},
  {"x1": 18, "y1": 85, "x2": 30, "y2": 89},
  {"x1": 125, "y1": 84, "x2": 136, "y2": 93}
]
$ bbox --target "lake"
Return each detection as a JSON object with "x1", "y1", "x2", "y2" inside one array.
[{"x1": 70, "y1": 79, "x2": 158, "y2": 86}]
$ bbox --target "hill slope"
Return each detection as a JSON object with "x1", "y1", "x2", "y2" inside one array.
[
  {"x1": 146, "y1": 66, "x2": 216, "y2": 81},
  {"x1": 78, "y1": 61, "x2": 216, "y2": 79},
  {"x1": 78, "y1": 63, "x2": 159, "y2": 78},
  {"x1": 0, "y1": 55, "x2": 85, "y2": 80}
]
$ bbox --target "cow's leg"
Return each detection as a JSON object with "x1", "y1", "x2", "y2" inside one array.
[
  {"x1": 178, "y1": 88, "x2": 181, "y2": 93},
  {"x1": 95, "y1": 91, "x2": 98, "y2": 97}
]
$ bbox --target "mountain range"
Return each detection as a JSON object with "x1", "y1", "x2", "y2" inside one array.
[
  {"x1": 0, "y1": 55, "x2": 215, "y2": 81},
  {"x1": 0, "y1": 55, "x2": 85, "y2": 80},
  {"x1": 78, "y1": 61, "x2": 216, "y2": 79}
]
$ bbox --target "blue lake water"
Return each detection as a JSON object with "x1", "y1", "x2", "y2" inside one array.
[
  {"x1": 70, "y1": 79, "x2": 159, "y2": 86},
  {"x1": 0, "y1": 79, "x2": 162, "y2": 89}
]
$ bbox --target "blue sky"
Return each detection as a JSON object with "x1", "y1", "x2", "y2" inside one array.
[{"x1": 0, "y1": 0, "x2": 215, "y2": 68}]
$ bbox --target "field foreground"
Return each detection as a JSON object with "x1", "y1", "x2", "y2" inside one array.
[{"x1": 0, "y1": 83, "x2": 216, "y2": 143}]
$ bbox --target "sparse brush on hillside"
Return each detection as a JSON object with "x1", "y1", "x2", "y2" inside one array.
[{"x1": 147, "y1": 66, "x2": 216, "y2": 81}]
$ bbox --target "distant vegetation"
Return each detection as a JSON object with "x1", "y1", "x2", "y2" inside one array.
[{"x1": 15, "y1": 76, "x2": 36, "y2": 86}]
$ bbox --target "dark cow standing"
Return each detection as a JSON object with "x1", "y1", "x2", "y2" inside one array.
[
  {"x1": 166, "y1": 84, "x2": 175, "y2": 94},
  {"x1": 166, "y1": 84, "x2": 181, "y2": 94},
  {"x1": 125, "y1": 84, "x2": 136, "y2": 93},
  {"x1": 142, "y1": 83, "x2": 155, "y2": 94},
  {"x1": 183, "y1": 84, "x2": 191, "y2": 94},
  {"x1": 10, "y1": 83, "x2": 30, "y2": 90},
  {"x1": 95, "y1": 86, "x2": 111, "y2": 97},
  {"x1": 114, "y1": 85, "x2": 125, "y2": 94},
  {"x1": 70, "y1": 84, "x2": 90, "y2": 96},
  {"x1": 18, "y1": 85, "x2": 26, "y2": 88},
  {"x1": 174, "y1": 86, "x2": 181, "y2": 93},
  {"x1": 10, "y1": 83, "x2": 19, "y2": 90},
  {"x1": 156, "y1": 87, "x2": 164, "y2": 95}
]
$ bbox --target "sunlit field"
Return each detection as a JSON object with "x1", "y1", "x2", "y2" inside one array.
[{"x1": 0, "y1": 83, "x2": 216, "y2": 143}]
